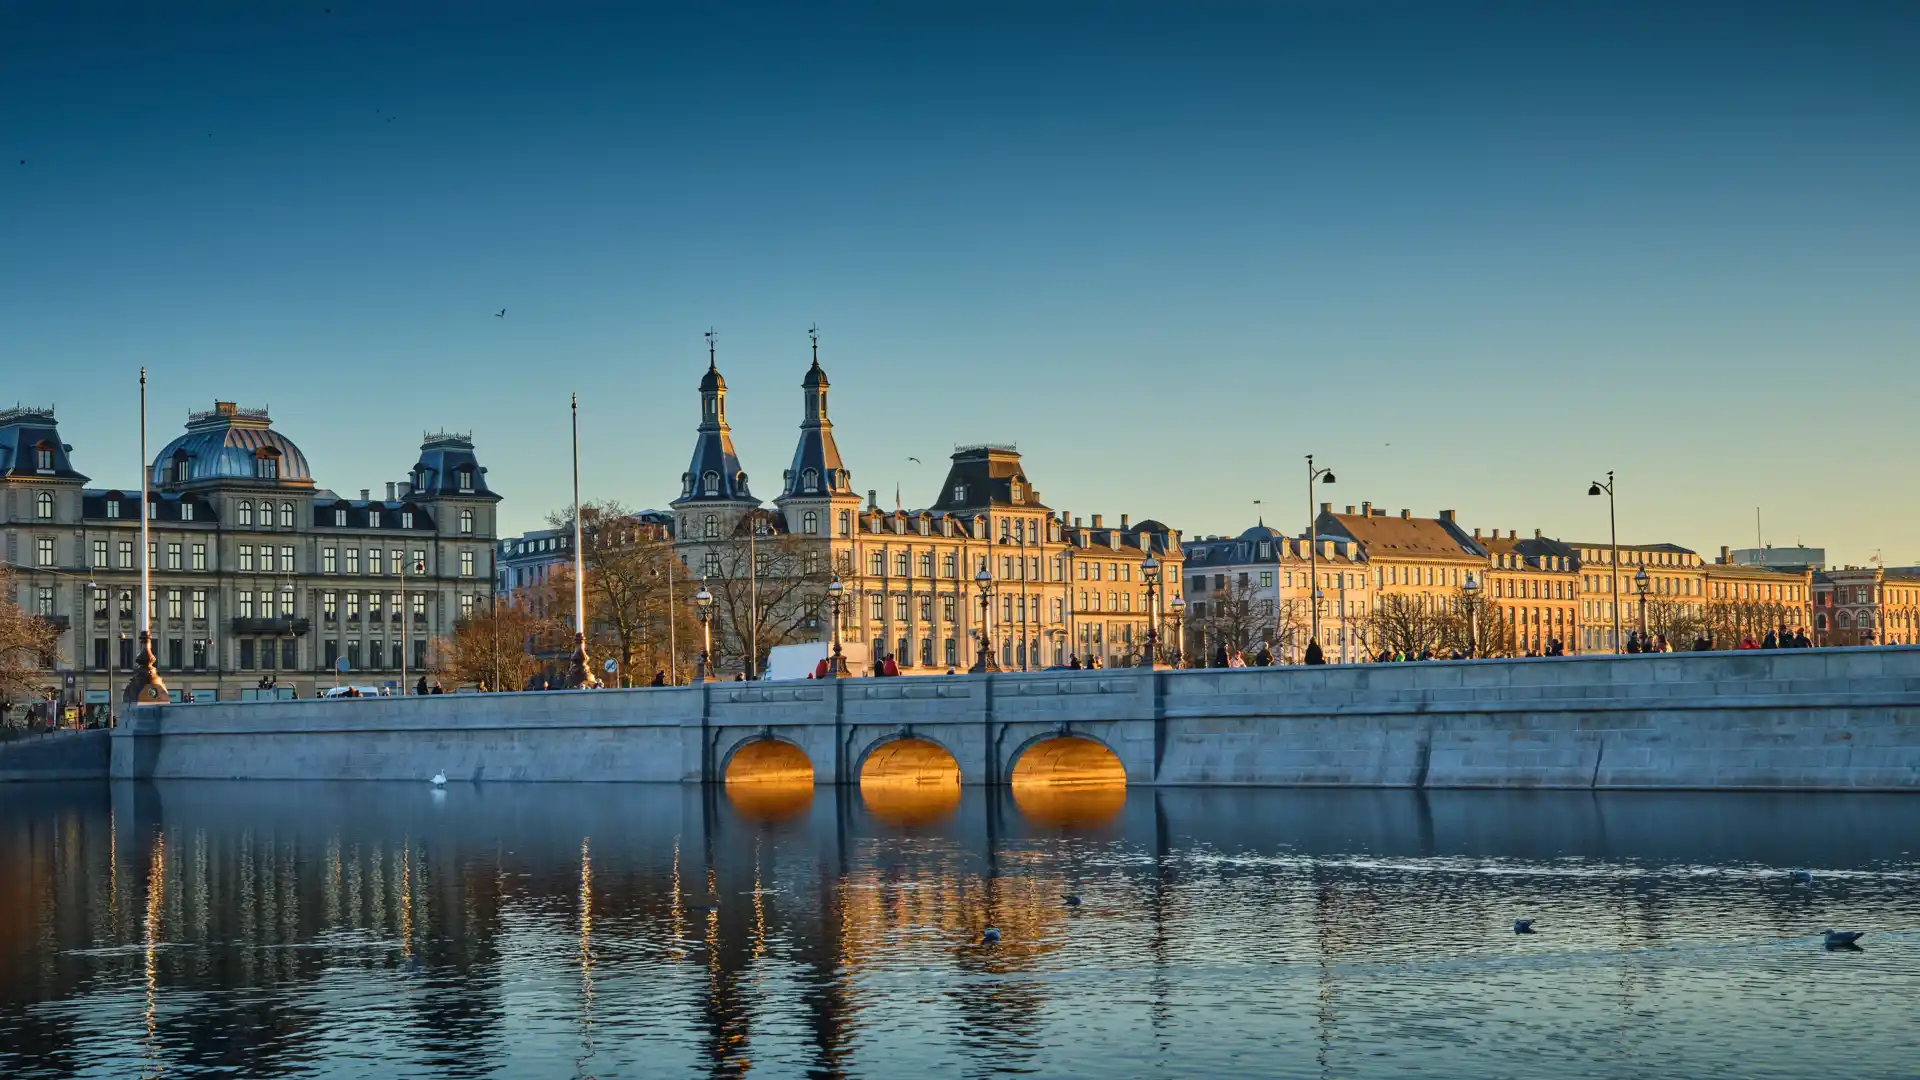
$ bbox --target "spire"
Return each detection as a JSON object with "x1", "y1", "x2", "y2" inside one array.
[
  {"x1": 781, "y1": 324, "x2": 847, "y2": 500},
  {"x1": 678, "y1": 329, "x2": 751, "y2": 505}
]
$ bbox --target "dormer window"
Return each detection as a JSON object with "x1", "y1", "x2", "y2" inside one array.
[
  {"x1": 369, "y1": 509, "x2": 382, "y2": 528},
  {"x1": 34, "y1": 444, "x2": 53, "y2": 471},
  {"x1": 457, "y1": 468, "x2": 474, "y2": 492},
  {"x1": 952, "y1": 484, "x2": 966, "y2": 503},
  {"x1": 703, "y1": 471, "x2": 720, "y2": 496},
  {"x1": 401, "y1": 511, "x2": 415, "y2": 529},
  {"x1": 802, "y1": 468, "x2": 819, "y2": 492},
  {"x1": 181, "y1": 502, "x2": 195, "y2": 522},
  {"x1": 254, "y1": 448, "x2": 280, "y2": 479},
  {"x1": 1010, "y1": 480, "x2": 1024, "y2": 503},
  {"x1": 942, "y1": 518, "x2": 953, "y2": 537},
  {"x1": 334, "y1": 508, "x2": 347, "y2": 527},
  {"x1": 105, "y1": 499, "x2": 120, "y2": 520}
]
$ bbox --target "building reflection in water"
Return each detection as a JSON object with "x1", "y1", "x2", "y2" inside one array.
[{"x1": 5, "y1": 782, "x2": 1920, "y2": 1079}]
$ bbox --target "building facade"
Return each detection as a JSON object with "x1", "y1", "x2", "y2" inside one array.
[
  {"x1": 1, "y1": 403, "x2": 499, "y2": 706},
  {"x1": 1474, "y1": 528, "x2": 1582, "y2": 655},
  {"x1": 1813, "y1": 566, "x2": 1920, "y2": 646},
  {"x1": 1181, "y1": 526, "x2": 1370, "y2": 663},
  {"x1": 667, "y1": 344, "x2": 1185, "y2": 675}
]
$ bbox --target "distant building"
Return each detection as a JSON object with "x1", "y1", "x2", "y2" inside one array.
[
  {"x1": 1180, "y1": 525, "x2": 1368, "y2": 663},
  {"x1": 1, "y1": 403, "x2": 499, "y2": 706},
  {"x1": 496, "y1": 510, "x2": 671, "y2": 613},
  {"x1": 1812, "y1": 566, "x2": 1920, "y2": 646},
  {"x1": 1729, "y1": 546, "x2": 1825, "y2": 570},
  {"x1": 1472, "y1": 528, "x2": 1581, "y2": 655}
]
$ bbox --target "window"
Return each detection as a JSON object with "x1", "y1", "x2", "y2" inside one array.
[
  {"x1": 34, "y1": 587, "x2": 53, "y2": 616},
  {"x1": 1010, "y1": 480, "x2": 1024, "y2": 502},
  {"x1": 801, "y1": 510, "x2": 819, "y2": 535},
  {"x1": 105, "y1": 499, "x2": 120, "y2": 519},
  {"x1": 952, "y1": 484, "x2": 966, "y2": 503},
  {"x1": 402, "y1": 511, "x2": 414, "y2": 530},
  {"x1": 869, "y1": 551, "x2": 885, "y2": 576},
  {"x1": 870, "y1": 594, "x2": 885, "y2": 620},
  {"x1": 943, "y1": 553, "x2": 957, "y2": 578},
  {"x1": 167, "y1": 542, "x2": 181, "y2": 570},
  {"x1": 148, "y1": 500, "x2": 157, "y2": 520},
  {"x1": 457, "y1": 468, "x2": 474, "y2": 491},
  {"x1": 238, "y1": 591, "x2": 254, "y2": 618},
  {"x1": 801, "y1": 468, "x2": 819, "y2": 492},
  {"x1": 238, "y1": 500, "x2": 253, "y2": 527},
  {"x1": 90, "y1": 539, "x2": 108, "y2": 569},
  {"x1": 280, "y1": 546, "x2": 295, "y2": 573},
  {"x1": 1000, "y1": 520, "x2": 1010, "y2": 542},
  {"x1": 895, "y1": 595, "x2": 909, "y2": 620},
  {"x1": 1260, "y1": 571, "x2": 1274, "y2": 589},
  {"x1": 167, "y1": 590, "x2": 182, "y2": 620},
  {"x1": 702, "y1": 552, "x2": 721, "y2": 578},
  {"x1": 334, "y1": 508, "x2": 348, "y2": 527},
  {"x1": 369, "y1": 509, "x2": 382, "y2": 528},
  {"x1": 945, "y1": 638, "x2": 957, "y2": 666},
  {"x1": 345, "y1": 548, "x2": 360, "y2": 575},
  {"x1": 459, "y1": 594, "x2": 477, "y2": 619},
  {"x1": 702, "y1": 471, "x2": 720, "y2": 496},
  {"x1": 457, "y1": 508, "x2": 474, "y2": 536},
  {"x1": 702, "y1": 514, "x2": 719, "y2": 539},
  {"x1": 239, "y1": 640, "x2": 256, "y2": 670},
  {"x1": 942, "y1": 595, "x2": 955, "y2": 622},
  {"x1": 321, "y1": 547, "x2": 337, "y2": 574},
  {"x1": 460, "y1": 551, "x2": 475, "y2": 577},
  {"x1": 895, "y1": 553, "x2": 910, "y2": 576},
  {"x1": 282, "y1": 586, "x2": 295, "y2": 618},
  {"x1": 260, "y1": 589, "x2": 277, "y2": 618},
  {"x1": 36, "y1": 492, "x2": 53, "y2": 519},
  {"x1": 835, "y1": 510, "x2": 851, "y2": 537},
  {"x1": 117, "y1": 589, "x2": 133, "y2": 618},
  {"x1": 35, "y1": 537, "x2": 54, "y2": 566},
  {"x1": 365, "y1": 548, "x2": 378, "y2": 574},
  {"x1": 239, "y1": 545, "x2": 255, "y2": 572},
  {"x1": 187, "y1": 589, "x2": 205, "y2": 621}
]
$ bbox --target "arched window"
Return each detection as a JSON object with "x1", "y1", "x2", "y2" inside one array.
[
  {"x1": 238, "y1": 500, "x2": 254, "y2": 527},
  {"x1": 703, "y1": 471, "x2": 720, "y2": 496},
  {"x1": 280, "y1": 502, "x2": 294, "y2": 528},
  {"x1": 172, "y1": 454, "x2": 190, "y2": 484},
  {"x1": 802, "y1": 510, "x2": 818, "y2": 535},
  {"x1": 681, "y1": 473, "x2": 694, "y2": 498},
  {"x1": 460, "y1": 509, "x2": 475, "y2": 535},
  {"x1": 802, "y1": 468, "x2": 819, "y2": 492},
  {"x1": 1838, "y1": 612, "x2": 1853, "y2": 629},
  {"x1": 703, "y1": 514, "x2": 719, "y2": 539},
  {"x1": 35, "y1": 492, "x2": 52, "y2": 519}
]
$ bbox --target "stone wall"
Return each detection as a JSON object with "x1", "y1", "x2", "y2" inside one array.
[
  {"x1": 0, "y1": 729, "x2": 110, "y2": 781},
  {"x1": 109, "y1": 646, "x2": 1920, "y2": 791}
]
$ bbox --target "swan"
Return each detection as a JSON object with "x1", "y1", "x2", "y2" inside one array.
[{"x1": 431, "y1": 771, "x2": 447, "y2": 787}]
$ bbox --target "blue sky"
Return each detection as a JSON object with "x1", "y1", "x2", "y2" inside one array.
[{"x1": 4, "y1": 2, "x2": 1915, "y2": 561}]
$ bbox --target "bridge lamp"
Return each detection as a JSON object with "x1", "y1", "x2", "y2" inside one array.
[
  {"x1": 1462, "y1": 572, "x2": 1481, "y2": 658},
  {"x1": 1142, "y1": 554, "x2": 1165, "y2": 669},
  {"x1": 823, "y1": 575, "x2": 847, "y2": 678},
  {"x1": 694, "y1": 581, "x2": 716, "y2": 682},
  {"x1": 1633, "y1": 566, "x2": 1651, "y2": 643},
  {"x1": 971, "y1": 565, "x2": 1000, "y2": 673},
  {"x1": 1169, "y1": 595, "x2": 1186, "y2": 667}
]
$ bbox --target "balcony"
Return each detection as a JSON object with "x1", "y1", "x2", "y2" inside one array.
[{"x1": 232, "y1": 617, "x2": 312, "y2": 636}]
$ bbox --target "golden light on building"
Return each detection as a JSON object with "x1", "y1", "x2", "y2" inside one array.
[
  {"x1": 859, "y1": 737, "x2": 963, "y2": 825},
  {"x1": 1010, "y1": 736, "x2": 1127, "y2": 825}
]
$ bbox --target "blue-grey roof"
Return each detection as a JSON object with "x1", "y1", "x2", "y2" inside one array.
[
  {"x1": 151, "y1": 403, "x2": 313, "y2": 487},
  {"x1": 0, "y1": 406, "x2": 88, "y2": 482},
  {"x1": 781, "y1": 359, "x2": 850, "y2": 498},
  {"x1": 677, "y1": 363, "x2": 754, "y2": 504},
  {"x1": 409, "y1": 432, "x2": 497, "y2": 501}
]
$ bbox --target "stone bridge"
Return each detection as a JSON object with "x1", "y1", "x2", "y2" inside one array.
[{"x1": 109, "y1": 646, "x2": 1920, "y2": 791}]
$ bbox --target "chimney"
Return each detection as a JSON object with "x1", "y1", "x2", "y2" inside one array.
[
  {"x1": 1399, "y1": 509, "x2": 1410, "y2": 519},
  {"x1": 1509, "y1": 529, "x2": 1517, "y2": 539},
  {"x1": 867, "y1": 489, "x2": 878, "y2": 510},
  {"x1": 1439, "y1": 509, "x2": 1455, "y2": 523},
  {"x1": 1361, "y1": 501, "x2": 1372, "y2": 516},
  {"x1": 1345, "y1": 505, "x2": 1355, "y2": 515},
  {"x1": 1719, "y1": 545, "x2": 1730, "y2": 564},
  {"x1": 1091, "y1": 514, "x2": 1103, "y2": 528},
  {"x1": 1320, "y1": 501, "x2": 1332, "y2": 514},
  {"x1": 1533, "y1": 528, "x2": 1542, "y2": 539},
  {"x1": 359, "y1": 488, "x2": 370, "y2": 502},
  {"x1": 1120, "y1": 514, "x2": 1130, "y2": 530},
  {"x1": 385, "y1": 481, "x2": 396, "y2": 501},
  {"x1": 1473, "y1": 527, "x2": 1482, "y2": 540},
  {"x1": 1074, "y1": 516, "x2": 1083, "y2": 527}
]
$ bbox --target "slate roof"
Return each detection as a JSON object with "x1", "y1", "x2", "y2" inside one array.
[
  {"x1": 0, "y1": 406, "x2": 87, "y2": 482},
  {"x1": 930, "y1": 445, "x2": 1047, "y2": 512},
  {"x1": 151, "y1": 402, "x2": 314, "y2": 488},
  {"x1": 1317, "y1": 509, "x2": 1485, "y2": 561}
]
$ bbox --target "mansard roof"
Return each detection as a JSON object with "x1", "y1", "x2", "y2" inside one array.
[
  {"x1": 678, "y1": 361, "x2": 754, "y2": 505},
  {"x1": 930, "y1": 445, "x2": 1048, "y2": 512},
  {"x1": 409, "y1": 431, "x2": 498, "y2": 501},
  {"x1": 0, "y1": 406, "x2": 87, "y2": 482},
  {"x1": 781, "y1": 357, "x2": 851, "y2": 499}
]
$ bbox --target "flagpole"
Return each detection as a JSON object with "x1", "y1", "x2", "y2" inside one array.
[
  {"x1": 565, "y1": 392, "x2": 599, "y2": 688},
  {"x1": 125, "y1": 367, "x2": 168, "y2": 707}
]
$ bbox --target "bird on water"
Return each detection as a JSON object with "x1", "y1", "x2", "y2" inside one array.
[
  {"x1": 1064, "y1": 894, "x2": 1082, "y2": 908},
  {"x1": 981, "y1": 927, "x2": 1001, "y2": 945},
  {"x1": 1790, "y1": 870, "x2": 1814, "y2": 885},
  {"x1": 1824, "y1": 930, "x2": 1865, "y2": 948},
  {"x1": 1514, "y1": 920, "x2": 1536, "y2": 934},
  {"x1": 431, "y1": 771, "x2": 447, "y2": 787}
]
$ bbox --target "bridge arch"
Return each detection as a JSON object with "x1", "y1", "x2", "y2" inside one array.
[
  {"x1": 857, "y1": 735, "x2": 963, "y2": 825},
  {"x1": 722, "y1": 736, "x2": 815, "y2": 785},
  {"x1": 1009, "y1": 732, "x2": 1127, "y2": 787}
]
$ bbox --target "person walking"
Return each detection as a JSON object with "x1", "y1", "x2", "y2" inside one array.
[
  {"x1": 1761, "y1": 629, "x2": 1778, "y2": 650},
  {"x1": 1793, "y1": 628, "x2": 1811, "y2": 648},
  {"x1": 1254, "y1": 644, "x2": 1273, "y2": 667},
  {"x1": 1304, "y1": 639, "x2": 1326, "y2": 666},
  {"x1": 415, "y1": 675, "x2": 429, "y2": 697},
  {"x1": 1692, "y1": 633, "x2": 1712, "y2": 651}
]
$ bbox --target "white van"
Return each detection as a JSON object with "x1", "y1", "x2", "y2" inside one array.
[{"x1": 763, "y1": 641, "x2": 870, "y2": 681}]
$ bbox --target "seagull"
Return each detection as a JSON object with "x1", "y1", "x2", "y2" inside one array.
[
  {"x1": 980, "y1": 927, "x2": 1001, "y2": 945},
  {"x1": 1824, "y1": 930, "x2": 1865, "y2": 947},
  {"x1": 495, "y1": 309, "x2": 505, "y2": 318},
  {"x1": 1514, "y1": 919, "x2": 1536, "y2": 934},
  {"x1": 907, "y1": 456, "x2": 921, "y2": 464},
  {"x1": 1790, "y1": 870, "x2": 1813, "y2": 885},
  {"x1": 430, "y1": 771, "x2": 446, "y2": 787}
]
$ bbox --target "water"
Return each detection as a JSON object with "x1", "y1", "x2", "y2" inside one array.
[{"x1": 3, "y1": 782, "x2": 1918, "y2": 1079}]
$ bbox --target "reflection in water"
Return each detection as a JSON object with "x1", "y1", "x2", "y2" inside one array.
[
  {"x1": 860, "y1": 738, "x2": 963, "y2": 825},
  {"x1": 725, "y1": 739, "x2": 814, "y2": 784},
  {"x1": 1011, "y1": 736, "x2": 1127, "y2": 786},
  {"x1": 723, "y1": 781, "x2": 815, "y2": 822},
  {"x1": 860, "y1": 781, "x2": 963, "y2": 825},
  {"x1": 4, "y1": 783, "x2": 1920, "y2": 1080},
  {"x1": 1009, "y1": 781, "x2": 1127, "y2": 826}
]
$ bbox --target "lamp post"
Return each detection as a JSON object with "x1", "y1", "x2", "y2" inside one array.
[
  {"x1": 125, "y1": 367, "x2": 167, "y2": 708},
  {"x1": 1169, "y1": 595, "x2": 1186, "y2": 667},
  {"x1": 823, "y1": 574, "x2": 848, "y2": 678},
  {"x1": 1588, "y1": 471, "x2": 1621, "y2": 653},
  {"x1": 970, "y1": 565, "x2": 1000, "y2": 673},
  {"x1": 1462, "y1": 571, "x2": 1481, "y2": 658},
  {"x1": 1142, "y1": 553, "x2": 1165, "y2": 669},
  {"x1": 693, "y1": 580, "x2": 716, "y2": 682},
  {"x1": 1305, "y1": 454, "x2": 1336, "y2": 649},
  {"x1": 1634, "y1": 565, "x2": 1650, "y2": 644}
]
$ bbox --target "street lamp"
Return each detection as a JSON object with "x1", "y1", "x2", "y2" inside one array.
[
  {"x1": 126, "y1": 367, "x2": 167, "y2": 708},
  {"x1": 1634, "y1": 565, "x2": 1650, "y2": 644},
  {"x1": 1142, "y1": 553, "x2": 1165, "y2": 670},
  {"x1": 1462, "y1": 571, "x2": 1481, "y2": 658},
  {"x1": 1169, "y1": 595, "x2": 1186, "y2": 667},
  {"x1": 823, "y1": 574, "x2": 849, "y2": 678},
  {"x1": 1588, "y1": 471, "x2": 1621, "y2": 653},
  {"x1": 970, "y1": 565, "x2": 1000, "y2": 673},
  {"x1": 1311, "y1": 586, "x2": 1325, "y2": 663},
  {"x1": 1306, "y1": 454, "x2": 1335, "y2": 648},
  {"x1": 565, "y1": 392, "x2": 600, "y2": 689},
  {"x1": 693, "y1": 580, "x2": 716, "y2": 682}
]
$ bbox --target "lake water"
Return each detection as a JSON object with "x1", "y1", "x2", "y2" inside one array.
[{"x1": 3, "y1": 781, "x2": 1917, "y2": 1079}]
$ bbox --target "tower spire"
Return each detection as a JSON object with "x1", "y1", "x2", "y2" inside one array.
[
  {"x1": 809, "y1": 323, "x2": 819, "y2": 366},
  {"x1": 705, "y1": 327, "x2": 717, "y2": 372}
]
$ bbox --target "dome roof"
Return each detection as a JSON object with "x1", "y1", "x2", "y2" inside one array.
[
  {"x1": 802, "y1": 357, "x2": 829, "y2": 389},
  {"x1": 699, "y1": 362, "x2": 726, "y2": 393},
  {"x1": 151, "y1": 402, "x2": 314, "y2": 488},
  {"x1": 1236, "y1": 524, "x2": 1285, "y2": 544}
]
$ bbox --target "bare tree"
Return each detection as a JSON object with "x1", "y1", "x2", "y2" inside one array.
[
  {"x1": 1190, "y1": 578, "x2": 1262, "y2": 661},
  {"x1": 1353, "y1": 593, "x2": 1466, "y2": 659},
  {"x1": 546, "y1": 501, "x2": 700, "y2": 685},
  {"x1": 699, "y1": 511, "x2": 832, "y2": 677},
  {"x1": 1646, "y1": 599, "x2": 1709, "y2": 648},
  {"x1": 1705, "y1": 600, "x2": 1793, "y2": 648},
  {"x1": 431, "y1": 596, "x2": 565, "y2": 691},
  {"x1": 0, "y1": 570, "x2": 60, "y2": 705}
]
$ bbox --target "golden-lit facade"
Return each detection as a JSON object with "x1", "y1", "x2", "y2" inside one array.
[{"x1": 1475, "y1": 529, "x2": 1581, "y2": 655}]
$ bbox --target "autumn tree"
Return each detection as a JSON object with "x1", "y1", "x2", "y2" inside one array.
[
  {"x1": 0, "y1": 570, "x2": 60, "y2": 704},
  {"x1": 431, "y1": 596, "x2": 566, "y2": 691}
]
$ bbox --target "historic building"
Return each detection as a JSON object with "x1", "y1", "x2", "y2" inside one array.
[
  {"x1": 1813, "y1": 565, "x2": 1920, "y2": 646},
  {"x1": 1181, "y1": 526, "x2": 1369, "y2": 663},
  {"x1": 1473, "y1": 528, "x2": 1582, "y2": 655},
  {"x1": 1, "y1": 402, "x2": 499, "y2": 706},
  {"x1": 668, "y1": 340, "x2": 1185, "y2": 675}
]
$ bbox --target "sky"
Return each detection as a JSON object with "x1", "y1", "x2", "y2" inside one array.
[{"x1": 3, "y1": 2, "x2": 1915, "y2": 562}]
